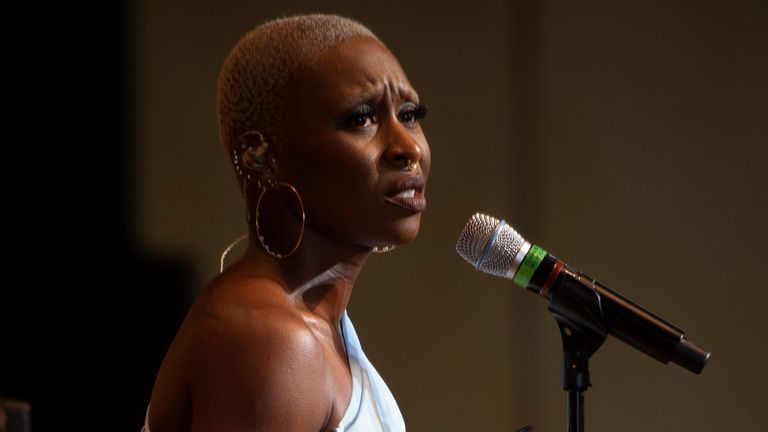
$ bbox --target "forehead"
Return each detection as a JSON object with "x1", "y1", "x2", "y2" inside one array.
[{"x1": 297, "y1": 36, "x2": 415, "y2": 106}]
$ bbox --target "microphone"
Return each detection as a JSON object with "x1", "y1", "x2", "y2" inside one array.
[{"x1": 456, "y1": 213, "x2": 710, "y2": 374}]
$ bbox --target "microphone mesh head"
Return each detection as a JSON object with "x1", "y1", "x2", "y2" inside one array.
[{"x1": 456, "y1": 213, "x2": 527, "y2": 278}]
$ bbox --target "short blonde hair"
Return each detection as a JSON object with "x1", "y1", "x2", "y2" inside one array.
[{"x1": 217, "y1": 14, "x2": 379, "y2": 153}]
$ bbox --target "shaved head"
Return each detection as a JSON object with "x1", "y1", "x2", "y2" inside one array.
[{"x1": 217, "y1": 14, "x2": 379, "y2": 153}]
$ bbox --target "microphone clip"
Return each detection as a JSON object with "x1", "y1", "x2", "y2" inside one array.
[
  {"x1": 546, "y1": 267, "x2": 608, "y2": 432},
  {"x1": 548, "y1": 267, "x2": 608, "y2": 392}
]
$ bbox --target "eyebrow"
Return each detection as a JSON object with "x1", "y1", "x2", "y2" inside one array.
[
  {"x1": 329, "y1": 80, "x2": 419, "y2": 121},
  {"x1": 339, "y1": 91, "x2": 379, "y2": 112},
  {"x1": 394, "y1": 83, "x2": 419, "y2": 102}
]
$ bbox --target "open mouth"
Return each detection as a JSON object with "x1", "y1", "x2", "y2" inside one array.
[{"x1": 385, "y1": 177, "x2": 427, "y2": 212}]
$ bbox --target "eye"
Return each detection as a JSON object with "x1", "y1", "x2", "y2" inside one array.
[
  {"x1": 342, "y1": 105, "x2": 376, "y2": 129},
  {"x1": 398, "y1": 103, "x2": 428, "y2": 124}
]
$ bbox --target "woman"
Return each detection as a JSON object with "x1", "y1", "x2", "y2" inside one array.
[{"x1": 143, "y1": 14, "x2": 430, "y2": 432}]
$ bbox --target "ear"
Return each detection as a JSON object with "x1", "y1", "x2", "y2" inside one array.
[{"x1": 236, "y1": 131, "x2": 277, "y2": 175}]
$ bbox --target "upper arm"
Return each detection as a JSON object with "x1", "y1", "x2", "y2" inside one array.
[{"x1": 187, "y1": 309, "x2": 333, "y2": 432}]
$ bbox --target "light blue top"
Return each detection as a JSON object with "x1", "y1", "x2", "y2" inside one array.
[
  {"x1": 333, "y1": 311, "x2": 406, "y2": 432},
  {"x1": 142, "y1": 311, "x2": 405, "y2": 431}
]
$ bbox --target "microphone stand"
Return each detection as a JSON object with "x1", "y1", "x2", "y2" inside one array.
[{"x1": 547, "y1": 274, "x2": 608, "y2": 432}]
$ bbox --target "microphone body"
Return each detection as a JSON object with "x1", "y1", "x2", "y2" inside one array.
[{"x1": 457, "y1": 213, "x2": 710, "y2": 374}]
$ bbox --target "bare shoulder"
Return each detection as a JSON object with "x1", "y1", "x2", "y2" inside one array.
[
  {"x1": 192, "y1": 278, "x2": 333, "y2": 430},
  {"x1": 189, "y1": 279, "x2": 325, "y2": 378},
  {"x1": 156, "y1": 277, "x2": 334, "y2": 432}
]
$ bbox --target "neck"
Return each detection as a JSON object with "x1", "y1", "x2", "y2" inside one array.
[{"x1": 237, "y1": 226, "x2": 371, "y2": 324}]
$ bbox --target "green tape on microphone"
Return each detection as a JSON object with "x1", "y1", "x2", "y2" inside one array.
[{"x1": 513, "y1": 245, "x2": 547, "y2": 289}]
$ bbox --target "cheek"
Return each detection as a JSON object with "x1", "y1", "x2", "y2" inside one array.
[
  {"x1": 285, "y1": 142, "x2": 379, "y2": 214},
  {"x1": 303, "y1": 158, "x2": 380, "y2": 240},
  {"x1": 320, "y1": 143, "x2": 377, "y2": 187}
]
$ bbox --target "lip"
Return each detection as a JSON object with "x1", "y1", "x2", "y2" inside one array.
[{"x1": 384, "y1": 175, "x2": 427, "y2": 212}]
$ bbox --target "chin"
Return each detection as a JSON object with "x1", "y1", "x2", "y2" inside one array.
[{"x1": 387, "y1": 213, "x2": 423, "y2": 245}]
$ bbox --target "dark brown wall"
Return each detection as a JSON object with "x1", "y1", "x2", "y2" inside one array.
[{"x1": 137, "y1": 1, "x2": 768, "y2": 430}]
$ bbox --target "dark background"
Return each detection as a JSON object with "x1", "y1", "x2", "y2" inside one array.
[
  {"x1": 4, "y1": 1, "x2": 768, "y2": 431},
  {"x1": 3, "y1": 2, "x2": 191, "y2": 430}
]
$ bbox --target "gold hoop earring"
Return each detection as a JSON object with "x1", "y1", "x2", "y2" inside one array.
[{"x1": 254, "y1": 180, "x2": 305, "y2": 259}]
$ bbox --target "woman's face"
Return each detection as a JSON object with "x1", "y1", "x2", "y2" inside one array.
[{"x1": 278, "y1": 36, "x2": 431, "y2": 251}]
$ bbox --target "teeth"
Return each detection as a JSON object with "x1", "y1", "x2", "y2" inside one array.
[{"x1": 396, "y1": 189, "x2": 416, "y2": 198}]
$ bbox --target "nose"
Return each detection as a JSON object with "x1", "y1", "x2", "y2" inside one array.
[{"x1": 381, "y1": 122, "x2": 423, "y2": 172}]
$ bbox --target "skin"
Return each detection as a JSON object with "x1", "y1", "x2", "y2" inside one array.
[{"x1": 147, "y1": 36, "x2": 430, "y2": 432}]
